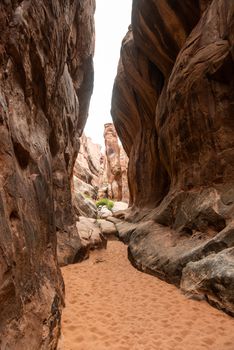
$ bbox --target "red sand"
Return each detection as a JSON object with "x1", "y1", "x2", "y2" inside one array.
[{"x1": 59, "y1": 241, "x2": 234, "y2": 350}]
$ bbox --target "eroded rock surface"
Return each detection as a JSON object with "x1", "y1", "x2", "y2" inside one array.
[
  {"x1": 101, "y1": 123, "x2": 129, "y2": 201},
  {"x1": 73, "y1": 124, "x2": 129, "y2": 217},
  {"x1": 77, "y1": 216, "x2": 107, "y2": 252},
  {"x1": 72, "y1": 134, "x2": 101, "y2": 218},
  {"x1": 181, "y1": 246, "x2": 234, "y2": 316},
  {"x1": 73, "y1": 134, "x2": 102, "y2": 196},
  {"x1": 112, "y1": 0, "x2": 234, "y2": 315},
  {"x1": 0, "y1": 0, "x2": 94, "y2": 347}
]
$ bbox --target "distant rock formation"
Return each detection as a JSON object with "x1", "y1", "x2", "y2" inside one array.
[
  {"x1": 119, "y1": 146, "x2": 129, "y2": 203},
  {"x1": 0, "y1": 0, "x2": 95, "y2": 348},
  {"x1": 73, "y1": 134, "x2": 102, "y2": 219},
  {"x1": 72, "y1": 124, "x2": 129, "y2": 218},
  {"x1": 111, "y1": 0, "x2": 234, "y2": 315},
  {"x1": 74, "y1": 134, "x2": 102, "y2": 191},
  {"x1": 99, "y1": 123, "x2": 129, "y2": 202}
]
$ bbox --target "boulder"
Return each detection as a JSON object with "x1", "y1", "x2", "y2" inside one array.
[
  {"x1": 128, "y1": 221, "x2": 234, "y2": 286},
  {"x1": 73, "y1": 192, "x2": 97, "y2": 219},
  {"x1": 112, "y1": 201, "x2": 128, "y2": 213},
  {"x1": 181, "y1": 248, "x2": 234, "y2": 316},
  {"x1": 57, "y1": 227, "x2": 87, "y2": 267},
  {"x1": 98, "y1": 219, "x2": 118, "y2": 240},
  {"x1": 116, "y1": 221, "x2": 138, "y2": 244},
  {"x1": 98, "y1": 206, "x2": 113, "y2": 219},
  {"x1": 106, "y1": 216, "x2": 123, "y2": 225},
  {"x1": 57, "y1": 217, "x2": 108, "y2": 267},
  {"x1": 77, "y1": 217, "x2": 107, "y2": 251}
]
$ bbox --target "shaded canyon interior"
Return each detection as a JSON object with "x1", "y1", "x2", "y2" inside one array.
[{"x1": 0, "y1": 0, "x2": 233, "y2": 349}]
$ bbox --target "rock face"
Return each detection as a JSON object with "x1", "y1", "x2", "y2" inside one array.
[
  {"x1": 100, "y1": 123, "x2": 129, "y2": 202},
  {"x1": 112, "y1": 0, "x2": 234, "y2": 315},
  {"x1": 73, "y1": 134, "x2": 102, "y2": 194},
  {"x1": 181, "y1": 247, "x2": 234, "y2": 316},
  {"x1": 72, "y1": 134, "x2": 102, "y2": 218},
  {"x1": 0, "y1": 0, "x2": 95, "y2": 348},
  {"x1": 73, "y1": 124, "x2": 129, "y2": 215},
  {"x1": 119, "y1": 146, "x2": 129, "y2": 203}
]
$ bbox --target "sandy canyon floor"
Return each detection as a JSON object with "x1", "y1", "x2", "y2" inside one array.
[{"x1": 59, "y1": 241, "x2": 234, "y2": 350}]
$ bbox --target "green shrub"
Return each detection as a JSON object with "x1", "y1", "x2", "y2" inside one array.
[{"x1": 96, "y1": 198, "x2": 114, "y2": 211}]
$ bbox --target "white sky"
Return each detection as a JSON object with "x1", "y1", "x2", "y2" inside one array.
[{"x1": 84, "y1": 0, "x2": 132, "y2": 146}]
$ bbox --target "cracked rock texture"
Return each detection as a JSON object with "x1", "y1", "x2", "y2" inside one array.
[
  {"x1": 0, "y1": 0, "x2": 95, "y2": 348},
  {"x1": 112, "y1": 0, "x2": 234, "y2": 315}
]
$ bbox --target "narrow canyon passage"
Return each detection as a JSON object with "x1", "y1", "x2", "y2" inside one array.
[
  {"x1": 1, "y1": 1, "x2": 234, "y2": 347},
  {"x1": 59, "y1": 241, "x2": 234, "y2": 350}
]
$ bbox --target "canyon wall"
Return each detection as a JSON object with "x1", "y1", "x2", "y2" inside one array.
[
  {"x1": 73, "y1": 134, "x2": 101, "y2": 219},
  {"x1": 0, "y1": 0, "x2": 95, "y2": 348},
  {"x1": 101, "y1": 123, "x2": 129, "y2": 202},
  {"x1": 73, "y1": 124, "x2": 129, "y2": 216},
  {"x1": 112, "y1": 0, "x2": 234, "y2": 315}
]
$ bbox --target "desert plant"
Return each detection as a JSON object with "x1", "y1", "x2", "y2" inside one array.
[{"x1": 96, "y1": 198, "x2": 114, "y2": 210}]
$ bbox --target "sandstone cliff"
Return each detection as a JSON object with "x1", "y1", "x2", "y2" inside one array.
[
  {"x1": 100, "y1": 123, "x2": 129, "y2": 202},
  {"x1": 72, "y1": 124, "x2": 129, "y2": 218},
  {"x1": 112, "y1": 0, "x2": 234, "y2": 315},
  {"x1": 0, "y1": 0, "x2": 95, "y2": 348}
]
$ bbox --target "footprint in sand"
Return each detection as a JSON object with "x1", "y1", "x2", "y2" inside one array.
[
  {"x1": 61, "y1": 241, "x2": 234, "y2": 350},
  {"x1": 74, "y1": 335, "x2": 84, "y2": 343}
]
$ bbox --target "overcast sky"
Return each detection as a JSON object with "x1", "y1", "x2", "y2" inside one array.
[{"x1": 84, "y1": 0, "x2": 132, "y2": 145}]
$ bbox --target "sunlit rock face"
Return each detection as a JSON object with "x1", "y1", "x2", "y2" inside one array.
[
  {"x1": 112, "y1": 0, "x2": 234, "y2": 315},
  {"x1": 0, "y1": 0, "x2": 95, "y2": 348}
]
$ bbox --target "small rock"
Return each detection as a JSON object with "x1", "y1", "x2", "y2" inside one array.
[
  {"x1": 98, "y1": 205, "x2": 113, "y2": 219},
  {"x1": 98, "y1": 219, "x2": 118, "y2": 240},
  {"x1": 76, "y1": 217, "x2": 107, "y2": 251},
  {"x1": 112, "y1": 201, "x2": 128, "y2": 212}
]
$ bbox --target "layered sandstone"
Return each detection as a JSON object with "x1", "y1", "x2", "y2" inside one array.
[
  {"x1": 0, "y1": 0, "x2": 95, "y2": 348},
  {"x1": 112, "y1": 0, "x2": 234, "y2": 315}
]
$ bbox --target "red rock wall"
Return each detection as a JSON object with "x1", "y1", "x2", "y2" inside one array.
[
  {"x1": 103, "y1": 123, "x2": 129, "y2": 202},
  {"x1": 72, "y1": 125, "x2": 129, "y2": 207},
  {"x1": 112, "y1": 0, "x2": 234, "y2": 220},
  {"x1": 111, "y1": 0, "x2": 234, "y2": 314},
  {"x1": 119, "y1": 145, "x2": 129, "y2": 203},
  {"x1": 0, "y1": 0, "x2": 95, "y2": 348},
  {"x1": 73, "y1": 134, "x2": 102, "y2": 193}
]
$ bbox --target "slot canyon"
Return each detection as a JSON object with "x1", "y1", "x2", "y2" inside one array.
[{"x1": 0, "y1": 1, "x2": 234, "y2": 350}]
